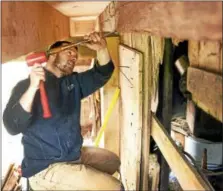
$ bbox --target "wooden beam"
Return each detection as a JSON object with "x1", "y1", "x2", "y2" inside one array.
[
  {"x1": 119, "y1": 33, "x2": 152, "y2": 191},
  {"x1": 151, "y1": 114, "x2": 214, "y2": 190},
  {"x1": 99, "y1": 2, "x2": 222, "y2": 41},
  {"x1": 159, "y1": 38, "x2": 174, "y2": 190},
  {"x1": 148, "y1": 154, "x2": 160, "y2": 191},
  {"x1": 187, "y1": 67, "x2": 222, "y2": 122}
]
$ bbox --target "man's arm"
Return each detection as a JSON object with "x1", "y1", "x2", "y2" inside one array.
[
  {"x1": 76, "y1": 58, "x2": 114, "y2": 99},
  {"x1": 75, "y1": 32, "x2": 115, "y2": 98},
  {"x1": 3, "y1": 80, "x2": 34, "y2": 135},
  {"x1": 3, "y1": 64, "x2": 45, "y2": 135}
]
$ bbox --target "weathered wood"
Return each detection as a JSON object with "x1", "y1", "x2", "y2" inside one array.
[
  {"x1": 2, "y1": 1, "x2": 70, "y2": 63},
  {"x1": 198, "y1": 41, "x2": 222, "y2": 74},
  {"x1": 2, "y1": 163, "x2": 15, "y2": 189},
  {"x1": 119, "y1": 44, "x2": 143, "y2": 190},
  {"x1": 99, "y1": 1, "x2": 118, "y2": 33},
  {"x1": 150, "y1": 36, "x2": 165, "y2": 113},
  {"x1": 188, "y1": 40, "x2": 222, "y2": 75},
  {"x1": 151, "y1": 115, "x2": 214, "y2": 190},
  {"x1": 120, "y1": 33, "x2": 153, "y2": 191},
  {"x1": 148, "y1": 154, "x2": 160, "y2": 191},
  {"x1": 119, "y1": 33, "x2": 160, "y2": 191},
  {"x1": 160, "y1": 38, "x2": 174, "y2": 190},
  {"x1": 100, "y1": 2, "x2": 222, "y2": 41},
  {"x1": 131, "y1": 33, "x2": 151, "y2": 191},
  {"x1": 2, "y1": 164, "x2": 21, "y2": 191},
  {"x1": 186, "y1": 100, "x2": 197, "y2": 134},
  {"x1": 187, "y1": 67, "x2": 222, "y2": 122}
]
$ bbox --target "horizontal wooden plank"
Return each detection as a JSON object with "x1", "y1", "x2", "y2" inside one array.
[
  {"x1": 187, "y1": 67, "x2": 222, "y2": 122},
  {"x1": 198, "y1": 41, "x2": 221, "y2": 74},
  {"x1": 188, "y1": 41, "x2": 222, "y2": 75},
  {"x1": 151, "y1": 114, "x2": 213, "y2": 191},
  {"x1": 100, "y1": 2, "x2": 222, "y2": 41}
]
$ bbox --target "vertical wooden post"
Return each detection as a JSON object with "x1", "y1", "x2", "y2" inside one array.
[
  {"x1": 159, "y1": 38, "x2": 174, "y2": 190},
  {"x1": 101, "y1": 36, "x2": 120, "y2": 156}
]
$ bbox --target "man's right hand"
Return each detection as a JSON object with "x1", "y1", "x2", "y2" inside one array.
[
  {"x1": 19, "y1": 63, "x2": 46, "y2": 112},
  {"x1": 29, "y1": 63, "x2": 46, "y2": 90}
]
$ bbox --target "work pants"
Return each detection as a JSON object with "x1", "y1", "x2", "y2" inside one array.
[{"x1": 29, "y1": 147, "x2": 123, "y2": 190}]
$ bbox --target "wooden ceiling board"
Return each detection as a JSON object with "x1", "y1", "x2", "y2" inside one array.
[{"x1": 47, "y1": 1, "x2": 110, "y2": 17}]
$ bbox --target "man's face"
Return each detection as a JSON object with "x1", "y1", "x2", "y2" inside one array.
[{"x1": 53, "y1": 43, "x2": 78, "y2": 76}]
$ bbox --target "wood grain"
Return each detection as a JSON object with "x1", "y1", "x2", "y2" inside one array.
[
  {"x1": 70, "y1": 19, "x2": 96, "y2": 37},
  {"x1": 187, "y1": 67, "x2": 222, "y2": 122},
  {"x1": 120, "y1": 33, "x2": 153, "y2": 190},
  {"x1": 188, "y1": 41, "x2": 200, "y2": 68},
  {"x1": 119, "y1": 44, "x2": 143, "y2": 190},
  {"x1": 188, "y1": 40, "x2": 222, "y2": 75},
  {"x1": 100, "y1": 2, "x2": 222, "y2": 41},
  {"x1": 102, "y1": 36, "x2": 120, "y2": 156},
  {"x1": 2, "y1": 1, "x2": 69, "y2": 63},
  {"x1": 198, "y1": 41, "x2": 221, "y2": 74},
  {"x1": 151, "y1": 115, "x2": 214, "y2": 190}
]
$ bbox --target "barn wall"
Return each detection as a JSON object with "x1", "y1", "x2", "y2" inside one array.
[
  {"x1": 2, "y1": 1, "x2": 70, "y2": 63},
  {"x1": 117, "y1": 35, "x2": 162, "y2": 189},
  {"x1": 187, "y1": 40, "x2": 222, "y2": 122}
]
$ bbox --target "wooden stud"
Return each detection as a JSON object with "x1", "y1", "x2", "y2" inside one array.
[
  {"x1": 119, "y1": 44, "x2": 143, "y2": 190},
  {"x1": 198, "y1": 41, "x2": 221, "y2": 74}
]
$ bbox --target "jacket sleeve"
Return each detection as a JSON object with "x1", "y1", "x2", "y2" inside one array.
[
  {"x1": 3, "y1": 79, "x2": 33, "y2": 135},
  {"x1": 76, "y1": 59, "x2": 114, "y2": 99}
]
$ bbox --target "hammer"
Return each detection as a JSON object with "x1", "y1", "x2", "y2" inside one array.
[{"x1": 26, "y1": 52, "x2": 51, "y2": 118}]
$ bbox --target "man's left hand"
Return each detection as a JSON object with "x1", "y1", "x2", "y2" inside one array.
[{"x1": 83, "y1": 32, "x2": 107, "y2": 51}]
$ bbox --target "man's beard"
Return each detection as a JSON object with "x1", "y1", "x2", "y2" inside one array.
[{"x1": 54, "y1": 55, "x2": 75, "y2": 76}]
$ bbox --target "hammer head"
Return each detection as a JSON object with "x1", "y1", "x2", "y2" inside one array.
[{"x1": 26, "y1": 52, "x2": 47, "y2": 67}]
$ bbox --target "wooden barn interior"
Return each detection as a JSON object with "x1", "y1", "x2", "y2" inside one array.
[{"x1": 1, "y1": 1, "x2": 222, "y2": 190}]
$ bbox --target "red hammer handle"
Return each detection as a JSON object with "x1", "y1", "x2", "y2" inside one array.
[
  {"x1": 39, "y1": 81, "x2": 52, "y2": 118},
  {"x1": 26, "y1": 52, "x2": 52, "y2": 118}
]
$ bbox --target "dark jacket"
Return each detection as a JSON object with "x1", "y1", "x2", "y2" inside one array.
[{"x1": 3, "y1": 60, "x2": 114, "y2": 178}]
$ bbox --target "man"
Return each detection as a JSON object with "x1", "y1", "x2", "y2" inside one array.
[{"x1": 3, "y1": 32, "x2": 123, "y2": 190}]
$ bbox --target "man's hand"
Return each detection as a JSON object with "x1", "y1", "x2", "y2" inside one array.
[
  {"x1": 83, "y1": 32, "x2": 107, "y2": 51},
  {"x1": 29, "y1": 63, "x2": 46, "y2": 90},
  {"x1": 19, "y1": 63, "x2": 46, "y2": 113},
  {"x1": 84, "y1": 32, "x2": 111, "y2": 66}
]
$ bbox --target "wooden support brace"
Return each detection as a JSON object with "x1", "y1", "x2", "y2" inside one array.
[{"x1": 151, "y1": 114, "x2": 214, "y2": 190}]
